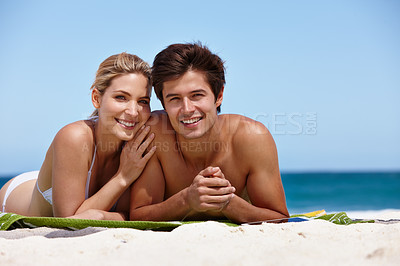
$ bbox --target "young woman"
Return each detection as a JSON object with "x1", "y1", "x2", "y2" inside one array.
[{"x1": 0, "y1": 52, "x2": 156, "y2": 220}]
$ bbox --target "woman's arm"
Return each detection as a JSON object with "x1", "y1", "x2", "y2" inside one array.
[
  {"x1": 67, "y1": 209, "x2": 126, "y2": 221},
  {"x1": 51, "y1": 122, "x2": 155, "y2": 219}
]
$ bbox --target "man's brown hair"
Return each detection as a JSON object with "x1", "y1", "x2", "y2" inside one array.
[{"x1": 152, "y1": 42, "x2": 225, "y2": 113}]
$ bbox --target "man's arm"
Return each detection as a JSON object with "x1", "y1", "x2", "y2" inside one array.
[
  {"x1": 221, "y1": 120, "x2": 289, "y2": 223},
  {"x1": 129, "y1": 153, "x2": 172, "y2": 220},
  {"x1": 130, "y1": 153, "x2": 196, "y2": 221}
]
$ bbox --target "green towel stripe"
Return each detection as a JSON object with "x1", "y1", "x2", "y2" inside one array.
[
  {"x1": 0, "y1": 211, "x2": 374, "y2": 231},
  {"x1": 315, "y1": 212, "x2": 374, "y2": 225}
]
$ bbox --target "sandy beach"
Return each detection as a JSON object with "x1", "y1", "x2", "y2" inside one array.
[{"x1": 1, "y1": 210, "x2": 399, "y2": 266}]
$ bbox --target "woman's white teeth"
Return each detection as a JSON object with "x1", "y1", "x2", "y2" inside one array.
[
  {"x1": 118, "y1": 119, "x2": 135, "y2": 127},
  {"x1": 182, "y1": 117, "x2": 201, "y2": 124}
]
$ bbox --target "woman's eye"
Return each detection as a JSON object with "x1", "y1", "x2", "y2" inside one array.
[
  {"x1": 139, "y1": 100, "x2": 149, "y2": 105},
  {"x1": 115, "y1": 95, "x2": 126, "y2": 100}
]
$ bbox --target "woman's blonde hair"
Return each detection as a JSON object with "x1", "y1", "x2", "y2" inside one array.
[{"x1": 90, "y1": 52, "x2": 151, "y2": 117}]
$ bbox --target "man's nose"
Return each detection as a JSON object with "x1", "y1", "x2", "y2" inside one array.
[{"x1": 182, "y1": 98, "x2": 195, "y2": 113}]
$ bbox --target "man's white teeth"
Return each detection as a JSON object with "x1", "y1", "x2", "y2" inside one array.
[
  {"x1": 118, "y1": 119, "x2": 135, "y2": 127},
  {"x1": 182, "y1": 117, "x2": 201, "y2": 124}
]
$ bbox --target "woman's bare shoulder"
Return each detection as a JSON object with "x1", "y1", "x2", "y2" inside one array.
[{"x1": 53, "y1": 120, "x2": 94, "y2": 151}]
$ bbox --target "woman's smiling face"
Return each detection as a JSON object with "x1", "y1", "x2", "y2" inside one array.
[{"x1": 93, "y1": 73, "x2": 151, "y2": 141}]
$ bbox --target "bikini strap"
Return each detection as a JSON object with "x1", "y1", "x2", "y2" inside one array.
[{"x1": 85, "y1": 145, "x2": 97, "y2": 198}]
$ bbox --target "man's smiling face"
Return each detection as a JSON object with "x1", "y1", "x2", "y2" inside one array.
[{"x1": 162, "y1": 70, "x2": 223, "y2": 140}]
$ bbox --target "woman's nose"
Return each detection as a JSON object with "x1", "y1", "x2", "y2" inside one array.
[{"x1": 126, "y1": 102, "x2": 139, "y2": 116}]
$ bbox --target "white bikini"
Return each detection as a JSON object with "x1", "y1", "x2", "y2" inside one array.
[
  {"x1": 1, "y1": 171, "x2": 38, "y2": 212},
  {"x1": 2, "y1": 146, "x2": 97, "y2": 212}
]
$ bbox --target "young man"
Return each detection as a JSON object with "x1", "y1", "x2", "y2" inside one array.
[{"x1": 130, "y1": 43, "x2": 289, "y2": 223}]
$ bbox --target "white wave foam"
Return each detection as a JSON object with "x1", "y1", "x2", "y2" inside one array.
[{"x1": 343, "y1": 209, "x2": 400, "y2": 219}]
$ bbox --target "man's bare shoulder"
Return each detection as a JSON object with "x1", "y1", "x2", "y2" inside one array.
[
  {"x1": 147, "y1": 110, "x2": 168, "y2": 126},
  {"x1": 146, "y1": 110, "x2": 175, "y2": 138},
  {"x1": 221, "y1": 114, "x2": 274, "y2": 153},
  {"x1": 146, "y1": 110, "x2": 177, "y2": 156},
  {"x1": 220, "y1": 114, "x2": 269, "y2": 136}
]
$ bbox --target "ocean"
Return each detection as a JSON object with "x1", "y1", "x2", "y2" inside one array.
[
  {"x1": 281, "y1": 172, "x2": 400, "y2": 214},
  {"x1": 1, "y1": 172, "x2": 399, "y2": 215}
]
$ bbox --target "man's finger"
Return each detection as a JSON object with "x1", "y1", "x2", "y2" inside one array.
[
  {"x1": 199, "y1": 166, "x2": 219, "y2": 177},
  {"x1": 198, "y1": 176, "x2": 231, "y2": 187},
  {"x1": 200, "y1": 186, "x2": 236, "y2": 196},
  {"x1": 202, "y1": 194, "x2": 235, "y2": 204}
]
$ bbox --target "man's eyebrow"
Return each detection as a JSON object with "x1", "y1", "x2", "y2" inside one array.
[
  {"x1": 192, "y1": 89, "x2": 207, "y2": 94},
  {"x1": 165, "y1": 93, "x2": 180, "y2": 99},
  {"x1": 165, "y1": 89, "x2": 207, "y2": 98}
]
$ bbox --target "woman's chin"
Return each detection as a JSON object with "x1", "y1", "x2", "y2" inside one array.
[{"x1": 118, "y1": 134, "x2": 134, "y2": 142}]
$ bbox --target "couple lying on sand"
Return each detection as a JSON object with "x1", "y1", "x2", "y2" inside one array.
[{"x1": 0, "y1": 43, "x2": 289, "y2": 224}]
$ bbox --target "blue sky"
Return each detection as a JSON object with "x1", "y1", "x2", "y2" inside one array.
[{"x1": 0, "y1": 0, "x2": 399, "y2": 175}]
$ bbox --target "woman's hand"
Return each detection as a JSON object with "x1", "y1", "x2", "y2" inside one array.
[{"x1": 118, "y1": 125, "x2": 156, "y2": 184}]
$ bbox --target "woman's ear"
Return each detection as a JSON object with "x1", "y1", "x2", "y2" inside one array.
[
  {"x1": 216, "y1": 86, "x2": 224, "y2": 107},
  {"x1": 91, "y1": 88, "x2": 101, "y2": 109}
]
